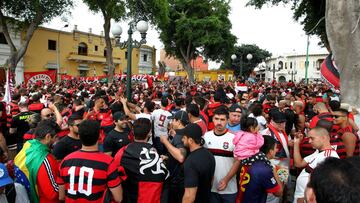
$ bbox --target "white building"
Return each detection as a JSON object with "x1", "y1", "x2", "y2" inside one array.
[
  {"x1": 138, "y1": 45, "x2": 155, "y2": 74},
  {"x1": 257, "y1": 53, "x2": 328, "y2": 83},
  {"x1": 0, "y1": 27, "x2": 24, "y2": 84}
]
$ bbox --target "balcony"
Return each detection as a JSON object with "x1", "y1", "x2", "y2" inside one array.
[{"x1": 67, "y1": 52, "x2": 121, "y2": 64}]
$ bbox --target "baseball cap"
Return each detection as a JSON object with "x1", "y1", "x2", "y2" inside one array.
[
  {"x1": 270, "y1": 110, "x2": 287, "y2": 123},
  {"x1": 177, "y1": 123, "x2": 202, "y2": 143},
  {"x1": 229, "y1": 104, "x2": 242, "y2": 113},
  {"x1": 168, "y1": 110, "x2": 189, "y2": 125},
  {"x1": 113, "y1": 112, "x2": 127, "y2": 121},
  {"x1": 0, "y1": 163, "x2": 13, "y2": 187}
]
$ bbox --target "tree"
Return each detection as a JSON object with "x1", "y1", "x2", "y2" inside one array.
[
  {"x1": 82, "y1": 0, "x2": 125, "y2": 84},
  {"x1": 83, "y1": 0, "x2": 169, "y2": 83},
  {"x1": 326, "y1": 1, "x2": 360, "y2": 108},
  {"x1": 247, "y1": 0, "x2": 328, "y2": 48},
  {"x1": 0, "y1": 0, "x2": 73, "y2": 79},
  {"x1": 221, "y1": 44, "x2": 271, "y2": 77},
  {"x1": 159, "y1": 0, "x2": 237, "y2": 82}
]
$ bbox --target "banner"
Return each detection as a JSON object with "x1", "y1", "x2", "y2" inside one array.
[
  {"x1": 24, "y1": 70, "x2": 56, "y2": 85},
  {"x1": 59, "y1": 74, "x2": 158, "y2": 83}
]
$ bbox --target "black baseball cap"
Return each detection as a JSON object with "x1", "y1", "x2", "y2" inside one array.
[
  {"x1": 177, "y1": 123, "x2": 202, "y2": 143},
  {"x1": 229, "y1": 104, "x2": 242, "y2": 113},
  {"x1": 113, "y1": 112, "x2": 126, "y2": 121},
  {"x1": 270, "y1": 110, "x2": 286, "y2": 123},
  {"x1": 168, "y1": 110, "x2": 189, "y2": 125}
]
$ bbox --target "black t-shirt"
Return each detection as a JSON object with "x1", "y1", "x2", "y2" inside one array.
[
  {"x1": 10, "y1": 111, "x2": 35, "y2": 143},
  {"x1": 166, "y1": 132, "x2": 186, "y2": 185},
  {"x1": 103, "y1": 129, "x2": 131, "y2": 156},
  {"x1": 52, "y1": 135, "x2": 82, "y2": 160},
  {"x1": 184, "y1": 147, "x2": 215, "y2": 203}
]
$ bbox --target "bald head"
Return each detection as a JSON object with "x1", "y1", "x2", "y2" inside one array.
[{"x1": 41, "y1": 108, "x2": 54, "y2": 120}]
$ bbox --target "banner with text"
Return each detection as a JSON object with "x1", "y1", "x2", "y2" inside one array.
[{"x1": 24, "y1": 70, "x2": 56, "y2": 85}]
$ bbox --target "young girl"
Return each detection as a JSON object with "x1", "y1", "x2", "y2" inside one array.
[{"x1": 233, "y1": 117, "x2": 264, "y2": 160}]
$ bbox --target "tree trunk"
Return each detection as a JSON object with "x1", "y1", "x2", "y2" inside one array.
[
  {"x1": 0, "y1": 9, "x2": 42, "y2": 83},
  {"x1": 326, "y1": 1, "x2": 360, "y2": 108},
  {"x1": 103, "y1": 16, "x2": 115, "y2": 84},
  {"x1": 182, "y1": 60, "x2": 194, "y2": 83}
]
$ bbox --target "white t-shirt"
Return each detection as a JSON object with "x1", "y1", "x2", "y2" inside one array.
[
  {"x1": 203, "y1": 130, "x2": 237, "y2": 194},
  {"x1": 151, "y1": 109, "x2": 172, "y2": 138},
  {"x1": 294, "y1": 149, "x2": 339, "y2": 201}
]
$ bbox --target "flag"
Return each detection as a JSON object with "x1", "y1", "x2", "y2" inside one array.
[
  {"x1": 3, "y1": 68, "x2": 13, "y2": 104},
  {"x1": 3, "y1": 68, "x2": 14, "y2": 114},
  {"x1": 14, "y1": 139, "x2": 50, "y2": 203},
  {"x1": 321, "y1": 54, "x2": 340, "y2": 89}
]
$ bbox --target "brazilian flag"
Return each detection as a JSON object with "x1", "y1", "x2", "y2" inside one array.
[{"x1": 14, "y1": 139, "x2": 50, "y2": 203}]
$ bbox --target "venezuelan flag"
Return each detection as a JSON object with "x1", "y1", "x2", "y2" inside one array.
[{"x1": 14, "y1": 139, "x2": 50, "y2": 203}]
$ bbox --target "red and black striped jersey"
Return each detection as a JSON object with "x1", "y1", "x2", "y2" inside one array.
[
  {"x1": 334, "y1": 125, "x2": 360, "y2": 158},
  {"x1": 309, "y1": 112, "x2": 333, "y2": 129},
  {"x1": 6, "y1": 102, "x2": 19, "y2": 128},
  {"x1": 114, "y1": 142, "x2": 169, "y2": 203},
  {"x1": 58, "y1": 150, "x2": 121, "y2": 203}
]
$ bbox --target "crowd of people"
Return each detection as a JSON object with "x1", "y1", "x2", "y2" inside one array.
[{"x1": 0, "y1": 77, "x2": 359, "y2": 203}]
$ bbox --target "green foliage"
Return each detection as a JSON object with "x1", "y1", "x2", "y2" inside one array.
[
  {"x1": 159, "y1": 0, "x2": 236, "y2": 64},
  {"x1": 1, "y1": 0, "x2": 73, "y2": 25},
  {"x1": 224, "y1": 44, "x2": 272, "y2": 76},
  {"x1": 126, "y1": 0, "x2": 169, "y2": 27},
  {"x1": 246, "y1": 0, "x2": 327, "y2": 47},
  {"x1": 83, "y1": 0, "x2": 125, "y2": 21}
]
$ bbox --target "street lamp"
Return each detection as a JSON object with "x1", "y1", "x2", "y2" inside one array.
[
  {"x1": 112, "y1": 20, "x2": 148, "y2": 100},
  {"x1": 57, "y1": 24, "x2": 68, "y2": 82},
  {"x1": 305, "y1": 16, "x2": 325, "y2": 85},
  {"x1": 288, "y1": 70, "x2": 298, "y2": 82},
  {"x1": 231, "y1": 53, "x2": 253, "y2": 79}
]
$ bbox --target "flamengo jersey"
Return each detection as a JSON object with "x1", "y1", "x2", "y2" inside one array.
[
  {"x1": 203, "y1": 130, "x2": 237, "y2": 194},
  {"x1": 57, "y1": 150, "x2": 121, "y2": 203},
  {"x1": 294, "y1": 149, "x2": 339, "y2": 200},
  {"x1": 115, "y1": 142, "x2": 169, "y2": 203},
  {"x1": 151, "y1": 109, "x2": 172, "y2": 138}
]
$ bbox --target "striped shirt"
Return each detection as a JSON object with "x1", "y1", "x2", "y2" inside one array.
[{"x1": 57, "y1": 150, "x2": 121, "y2": 203}]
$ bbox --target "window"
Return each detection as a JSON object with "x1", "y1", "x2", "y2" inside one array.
[
  {"x1": 125, "y1": 52, "x2": 128, "y2": 59},
  {"x1": 143, "y1": 54, "x2": 148, "y2": 62},
  {"x1": 79, "y1": 70, "x2": 87, "y2": 77},
  {"x1": 48, "y1": 40, "x2": 57, "y2": 51},
  {"x1": 95, "y1": 45, "x2": 98, "y2": 51},
  {"x1": 0, "y1": 33, "x2": 7, "y2": 44},
  {"x1": 104, "y1": 49, "x2": 107, "y2": 57},
  {"x1": 290, "y1": 62, "x2": 293, "y2": 69},
  {"x1": 285, "y1": 62, "x2": 288, "y2": 69},
  {"x1": 78, "y1": 43, "x2": 88, "y2": 56}
]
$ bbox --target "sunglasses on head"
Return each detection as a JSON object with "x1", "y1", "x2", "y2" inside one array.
[
  {"x1": 45, "y1": 113, "x2": 54, "y2": 118},
  {"x1": 333, "y1": 115, "x2": 345, "y2": 118}
]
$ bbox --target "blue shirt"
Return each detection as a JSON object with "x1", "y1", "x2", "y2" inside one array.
[
  {"x1": 242, "y1": 161, "x2": 280, "y2": 203},
  {"x1": 226, "y1": 123, "x2": 241, "y2": 133}
]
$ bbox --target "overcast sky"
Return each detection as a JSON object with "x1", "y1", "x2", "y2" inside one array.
[{"x1": 45, "y1": 0, "x2": 328, "y2": 69}]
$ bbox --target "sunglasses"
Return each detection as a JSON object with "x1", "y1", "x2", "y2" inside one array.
[
  {"x1": 45, "y1": 113, "x2": 54, "y2": 118},
  {"x1": 333, "y1": 115, "x2": 345, "y2": 119}
]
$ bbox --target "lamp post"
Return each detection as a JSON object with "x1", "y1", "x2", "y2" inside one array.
[
  {"x1": 288, "y1": 70, "x2": 297, "y2": 82},
  {"x1": 231, "y1": 53, "x2": 253, "y2": 79},
  {"x1": 305, "y1": 16, "x2": 325, "y2": 85},
  {"x1": 111, "y1": 20, "x2": 148, "y2": 100},
  {"x1": 57, "y1": 24, "x2": 68, "y2": 82}
]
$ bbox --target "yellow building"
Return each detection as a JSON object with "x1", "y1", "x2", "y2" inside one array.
[
  {"x1": 23, "y1": 26, "x2": 156, "y2": 78},
  {"x1": 175, "y1": 69, "x2": 234, "y2": 81}
]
